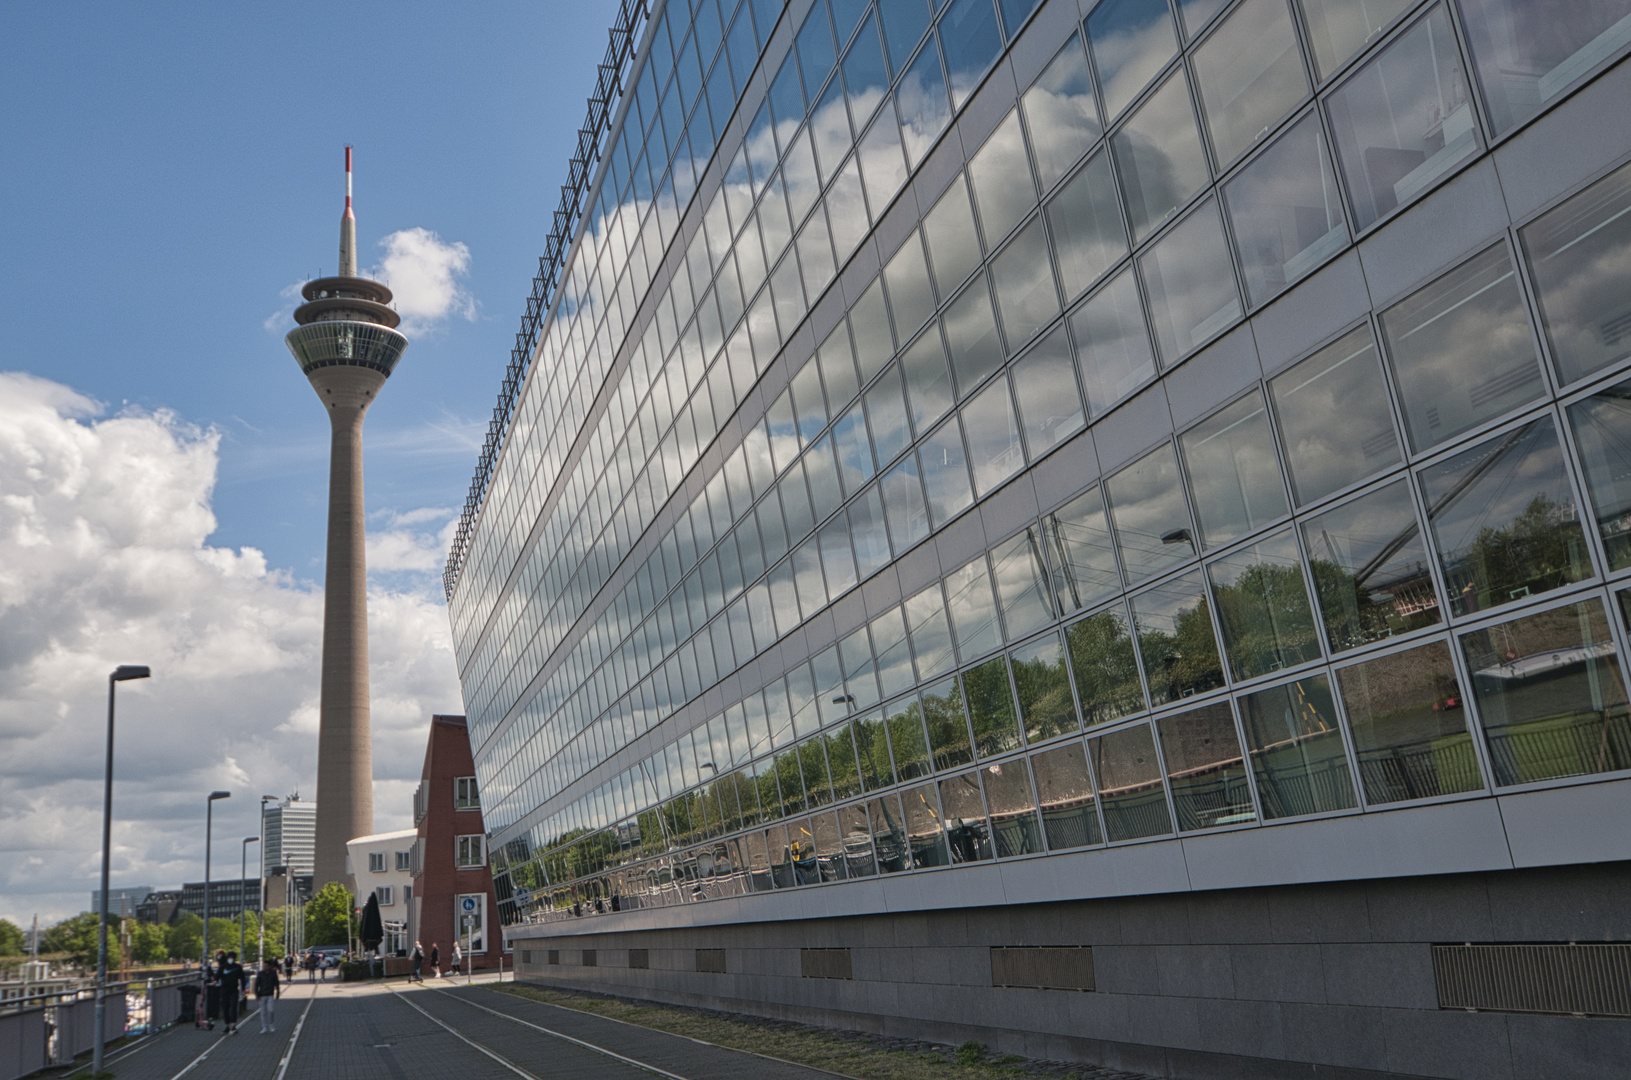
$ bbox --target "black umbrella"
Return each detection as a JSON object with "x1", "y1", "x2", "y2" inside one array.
[{"x1": 359, "y1": 893, "x2": 383, "y2": 953}]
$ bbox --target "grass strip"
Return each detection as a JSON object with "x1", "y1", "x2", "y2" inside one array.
[{"x1": 488, "y1": 983, "x2": 1114, "y2": 1080}]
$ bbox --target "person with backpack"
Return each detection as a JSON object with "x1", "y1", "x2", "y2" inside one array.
[{"x1": 254, "y1": 961, "x2": 280, "y2": 1033}]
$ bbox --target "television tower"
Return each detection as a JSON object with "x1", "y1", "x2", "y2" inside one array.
[{"x1": 285, "y1": 148, "x2": 408, "y2": 890}]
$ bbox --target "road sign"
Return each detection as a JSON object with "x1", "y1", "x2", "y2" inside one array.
[
  {"x1": 513, "y1": 888, "x2": 532, "y2": 906},
  {"x1": 460, "y1": 896, "x2": 478, "y2": 913}
]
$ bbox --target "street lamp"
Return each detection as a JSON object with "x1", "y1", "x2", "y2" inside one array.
[
  {"x1": 259, "y1": 796, "x2": 277, "y2": 964},
  {"x1": 241, "y1": 837, "x2": 259, "y2": 962},
  {"x1": 94, "y1": 664, "x2": 149, "y2": 1080},
  {"x1": 203, "y1": 791, "x2": 230, "y2": 966}
]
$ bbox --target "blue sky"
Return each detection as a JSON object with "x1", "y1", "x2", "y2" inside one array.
[{"x1": 0, "y1": 0, "x2": 619, "y2": 922}]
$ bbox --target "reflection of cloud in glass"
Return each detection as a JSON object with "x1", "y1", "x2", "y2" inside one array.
[
  {"x1": 1112, "y1": 70, "x2": 1210, "y2": 242},
  {"x1": 1022, "y1": 35, "x2": 1102, "y2": 192},
  {"x1": 1107, "y1": 443, "x2": 1194, "y2": 584},
  {"x1": 969, "y1": 110, "x2": 1038, "y2": 245},
  {"x1": 1138, "y1": 199, "x2": 1242, "y2": 365},
  {"x1": 1070, "y1": 266, "x2": 1156, "y2": 417},
  {"x1": 1087, "y1": 0, "x2": 1179, "y2": 119},
  {"x1": 897, "y1": 41, "x2": 952, "y2": 166}
]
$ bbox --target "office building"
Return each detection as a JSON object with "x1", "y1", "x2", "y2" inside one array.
[
  {"x1": 179, "y1": 878, "x2": 260, "y2": 924},
  {"x1": 285, "y1": 150, "x2": 410, "y2": 888},
  {"x1": 446, "y1": 0, "x2": 1631, "y2": 1075},
  {"x1": 262, "y1": 796, "x2": 317, "y2": 879},
  {"x1": 89, "y1": 886, "x2": 152, "y2": 919},
  {"x1": 409, "y1": 714, "x2": 502, "y2": 968}
]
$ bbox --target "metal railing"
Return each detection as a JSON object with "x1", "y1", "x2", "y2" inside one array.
[{"x1": 0, "y1": 972, "x2": 194, "y2": 1080}]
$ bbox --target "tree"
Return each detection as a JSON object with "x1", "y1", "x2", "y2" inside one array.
[
  {"x1": 129, "y1": 922, "x2": 169, "y2": 966},
  {"x1": 304, "y1": 882, "x2": 356, "y2": 947},
  {"x1": 0, "y1": 918, "x2": 23, "y2": 957},
  {"x1": 42, "y1": 913, "x2": 101, "y2": 968},
  {"x1": 166, "y1": 913, "x2": 202, "y2": 961}
]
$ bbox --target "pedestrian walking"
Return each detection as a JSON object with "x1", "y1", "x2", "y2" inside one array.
[
  {"x1": 305, "y1": 950, "x2": 317, "y2": 983},
  {"x1": 429, "y1": 942, "x2": 439, "y2": 978},
  {"x1": 410, "y1": 941, "x2": 424, "y2": 982},
  {"x1": 254, "y1": 961, "x2": 280, "y2": 1033},
  {"x1": 220, "y1": 952, "x2": 244, "y2": 1034},
  {"x1": 451, "y1": 943, "x2": 462, "y2": 977},
  {"x1": 203, "y1": 952, "x2": 224, "y2": 1029}
]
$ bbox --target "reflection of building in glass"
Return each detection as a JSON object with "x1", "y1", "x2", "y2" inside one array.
[{"x1": 445, "y1": 0, "x2": 1631, "y2": 1073}]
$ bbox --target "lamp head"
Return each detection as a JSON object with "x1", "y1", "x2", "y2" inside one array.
[
  {"x1": 245, "y1": 836, "x2": 260, "y2": 845},
  {"x1": 209, "y1": 791, "x2": 231, "y2": 802},
  {"x1": 111, "y1": 665, "x2": 151, "y2": 682}
]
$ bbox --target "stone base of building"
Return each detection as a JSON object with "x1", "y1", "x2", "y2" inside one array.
[{"x1": 507, "y1": 863, "x2": 1630, "y2": 1080}]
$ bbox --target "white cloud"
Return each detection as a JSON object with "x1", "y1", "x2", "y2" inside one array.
[
  {"x1": 0, "y1": 372, "x2": 463, "y2": 925},
  {"x1": 366, "y1": 507, "x2": 459, "y2": 574},
  {"x1": 373, "y1": 227, "x2": 477, "y2": 334}
]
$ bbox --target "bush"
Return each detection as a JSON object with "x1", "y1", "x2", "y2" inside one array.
[{"x1": 955, "y1": 1040, "x2": 985, "y2": 1066}]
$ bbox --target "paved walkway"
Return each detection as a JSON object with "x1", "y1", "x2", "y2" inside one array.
[{"x1": 86, "y1": 975, "x2": 848, "y2": 1080}]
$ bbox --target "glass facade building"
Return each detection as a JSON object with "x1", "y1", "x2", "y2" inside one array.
[{"x1": 448, "y1": 0, "x2": 1631, "y2": 1071}]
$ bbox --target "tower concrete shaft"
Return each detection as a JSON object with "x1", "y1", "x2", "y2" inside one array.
[{"x1": 285, "y1": 148, "x2": 408, "y2": 891}]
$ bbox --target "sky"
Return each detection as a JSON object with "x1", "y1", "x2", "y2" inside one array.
[{"x1": 0, "y1": 0, "x2": 618, "y2": 925}]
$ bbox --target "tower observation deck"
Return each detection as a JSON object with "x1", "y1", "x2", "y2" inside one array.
[{"x1": 286, "y1": 147, "x2": 408, "y2": 890}]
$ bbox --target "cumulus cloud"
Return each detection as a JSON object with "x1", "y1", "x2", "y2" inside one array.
[
  {"x1": 0, "y1": 373, "x2": 462, "y2": 924},
  {"x1": 373, "y1": 227, "x2": 477, "y2": 334},
  {"x1": 367, "y1": 507, "x2": 459, "y2": 574}
]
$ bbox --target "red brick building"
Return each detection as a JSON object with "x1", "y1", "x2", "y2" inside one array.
[{"x1": 409, "y1": 714, "x2": 503, "y2": 971}]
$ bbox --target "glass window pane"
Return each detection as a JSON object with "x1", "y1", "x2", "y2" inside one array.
[
  {"x1": 1192, "y1": 0, "x2": 1309, "y2": 168},
  {"x1": 852, "y1": 711, "x2": 894, "y2": 789},
  {"x1": 1156, "y1": 702, "x2": 1257, "y2": 829},
  {"x1": 899, "y1": 36, "x2": 954, "y2": 167},
  {"x1": 865, "y1": 792, "x2": 910, "y2": 871},
  {"x1": 991, "y1": 218, "x2": 1063, "y2": 349},
  {"x1": 1301, "y1": 480, "x2": 1442, "y2": 652},
  {"x1": 1421, "y1": 419, "x2": 1592, "y2": 617},
  {"x1": 963, "y1": 376, "x2": 1027, "y2": 496},
  {"x1": 1023, "y1": 35, "x2": 1103, "y2": 192},
  {"x1": 792, "y1": 360, "x2": 829, "y2": 443},
  {"x1": 1131, "y1": 569, "x2": 1226, "y2": 704},
  {"x1": 1461, "y1": 598, "x2": 1631, "y2": 785},
  {"x1": 907, "y1": 583, "x2": 958, "y2": 681},
  {"x1": 1087, "y1": 0, "x2": 1181, "y2": 119},
  {"x1": 939, "y1": 0, "x2": 1005, "y2": 109},
  {"x1": 1336, "y1": 640, "x2": 1483, "y2": 803},
  {"x1": 1069, "y1": 267, "x2": 1157, "y2": 417},
  {"x1": 1012, "y1": 631, "x2": 1079, "y2": 744},
  {"x1": 1107, "y1": 442, "x2": 1198, "y2": 584},
  {"x1": 1268, "y1": 324, "x2": 1400, "y2": 506},
  {"x1": 858, "y1": 106, "x2": 910, "y2": 213},
  {"x1": 784, "y1": 126, "x2": 823, "y2": 223},
  {"x1": 1139, "y1": 198, "x2": 1243, "y2": 365},
  {"x1": 843, "y1": 13, "x2": 890, "y2": 126},
  {"x1": 965, "y1": 654, "x2": 1023, "y2": 757},
  {"x1": 941, "y1": 770, "x2": 994, "y2": 861},
  {"x1": 923, "y1": 675, "x2": 975, "y2": 770},
  {"x1": 1570, "y1": 379, "x2": 1631, "y2": 571},
  {"x1": 882, "y1": 0, "x2": 933, "y2": 72},
  {"x1": 797, "y1": 210, "x2": 838, "y2": 297},
  {"x1": 1047, "y1": 149, "x2": 1128, "y2": 301},
  {"x1": 882, "y1": 455, "x2": 932, "y2": 549},
  {"x1": 1326, "y1": 6, "x2": 1480, "y2": 231},
  {"x1": 901, "y1": 327, "x2": 956, "y2": 432},
  {"x1": 983, "y1": 756, "x2": 1043, "y2": 856},
  {"x1": 1112, "y1": 69, "x2": 1212, "y2": 242},
  {"x1": 1519, "y1": 161, "x2": 1631, "y2": 386},
  {"x1": 1223, "y1": 112, "x2": 1348, "y2": 308},
  {"x1": 819, "y1": 516, "x2": 859, "y2": 596},
  {"x1": 819, "y1": 323, "x2": 861, "y2": 408},
  {"x1": 851, "y1": 278, "x2": 894, "y2": 381},
  {"x1": 919, "y1": 418, "x2": 975, "y2": 526},
  {"x1": 874, "y1": 606, "x2": 915, "y2": 700},
  {"x1": 924, "y1": 175, "x2": 985, "y2": 296},
  {"x1": 1179, "y1": 390, "x2": 1289, "y2": 549},
  {"x1": 1207, "y1": 528, "x2": 1322, "y2": 681},
  {"x1": 1297, "y1": 0, "x2": 1412, "y2": 80},
  {"x1": 1012, "y1": 326, "x2": 1088, "y2": 455},
  {"x1": 827, "y1": 157, "x2": 872, "y2": 261},
  {"x1": 1047, "y1": 487, "x2": 1122, "y2": 613},
  {"x1": 1238, "y1": 674, "x2": 1358, "y2": 819},
  {"x1": 797, "y1": 2, "x2": 839, "y2": 103},
  {"x1": 887, "y1": 696, "x2": 933, "y2": 781},
  {"x1": 969, "y1": 110, "x2": 1039, "y2": 245},
  {"x1": 947, "y1": 556, "x2": 1004, "y2": 660},
  {"x1": 1460, "y1": 0, "x2": 1631, "y2": 136},
  {"x1": 992, "y1": 527, "x2": 1056, "y2": 639},
  {"x1": 1378, "y1": 244, "x2": 1544, "y2": 452},
  {"x1": 866, "y1": 366, "x2": 912, "y2": 464},
  {"x1": 943, "y1": 277, "x2": 1006, "y2": 392},
  {"x1": 850, "y1": 486, "x2": 893, "y2": 577},
  {"x1": 1178, "y1": 0, "x2": 1230, "y2": 38},
  {"x1": 1090, "y1": 723, "x2": 1174, "y2": 840},
  {"x1": 1030, "y1": 741, "x2": 1104, "y2": 849},
  {"x1": 903, "y1": 781, "x2": 952, "y2": 867},
  {"x1": 886, "y1": 233, "x2": 938, "y2": 342}
]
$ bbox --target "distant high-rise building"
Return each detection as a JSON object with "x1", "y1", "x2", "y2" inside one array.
[
  {"x1": 285, "y1": 149, "x2": 409, "y2": 888},
  {"x1": 445, "y1": 0, "x2": 1631, "y2": 1076},
  {"x1": 262, "y1": 796, "x2": 317, "y2": 878},
  {"x1": 89, "y1": 886, "x2": 152, "y2": 919}
]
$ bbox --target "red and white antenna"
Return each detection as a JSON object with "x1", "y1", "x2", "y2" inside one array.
[{"x1": 338, "y1": 144, "x2": 357, "y2": 277}]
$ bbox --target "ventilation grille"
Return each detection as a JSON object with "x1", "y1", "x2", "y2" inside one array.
[
  {"x1": 547, "y1": 949, "x2": 560, "y2": 966},
  {"x1": 581, "y1": 949, "x2": 597, "y2": 967},
  {"x1": 696, "y1": 948, "x2": 727, "y2": 973},
  {"x1": 801, "y1": 948, "x2": 853, "y2": 980},
  {"x1": 1433, "y1": 944, "x2": 1631, "y2": 1017},
  {"x1": 629, "y1": 948, "x2": 649, "y2": 969},
  {"x1": 990, "y1": 946, "x2": 1095, "y2": 991}
]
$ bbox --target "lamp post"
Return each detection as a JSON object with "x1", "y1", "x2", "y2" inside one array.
[
  {"x1": 203, "y1": 791, "x2": 230, "y2": 966},
  {"x1": 259, "y1": 796, "x2": 276, "y2": 964},
  {"x1": 241, "y1": 837, "x2": 259, "y2": 962},
  {"x1": 94, "y1": 664, "x2": 149, "y2": 1080}
]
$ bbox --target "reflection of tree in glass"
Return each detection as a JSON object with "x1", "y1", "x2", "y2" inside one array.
[
  {"x1": 965, "y1": 656, "x2": 1021, "y2": 756},
  {"x1": 1442, "y1": 494, "x2": 1589, "y2": 615},
  {"x1": 1011, "y1": 641, "x2": 1078, "y2": 743},
  {"x1": 1210, "y1": 559, "x2": 1320, "y2": 679},
  {"x1": 922, "y1": 681, "x2": 974, "y2": 770},
  {"x1": 1136, "y1": 596, "x2": 1224, "y2": 704},
  {"x1": 1066, "y1": 610, "x2": 1144, "y2": 724}
]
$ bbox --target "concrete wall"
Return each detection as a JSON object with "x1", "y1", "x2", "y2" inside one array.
[{"x1": 509, "y1": 862, "x2": 1631, "y2": 1080}]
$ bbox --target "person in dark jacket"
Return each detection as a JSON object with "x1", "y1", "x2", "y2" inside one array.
[
  {"x1": 204, "y1": 952, "x2": 225, "y2": 1029},
  {"x1": 429, "y1": 942, "x2": 440, "y2": 978},
  {"x1": 410, "y1": 941, "x2": 424, "y2": 982},
  {"x1": 220, "y1": 952, "x2": 244, "y2": 1034},
  {"x1": 254, "y1": 962, "x2": 280, "y2": 1033}
]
